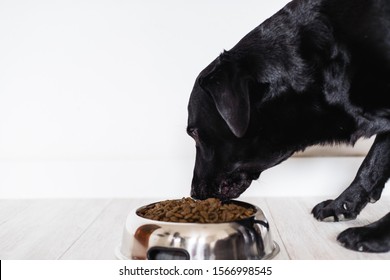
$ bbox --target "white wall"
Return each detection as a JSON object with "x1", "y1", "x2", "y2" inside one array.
[
  {"x1": 0, "y1": 0, "x2": 293, "y2": 161},
  {"x1": 0, "y1": 0, "x2": 379, "y2": 198}
]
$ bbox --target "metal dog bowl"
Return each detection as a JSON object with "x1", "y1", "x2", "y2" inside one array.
[{"x1": 115, "y1": 200, "x2": 279, "y2": 260}]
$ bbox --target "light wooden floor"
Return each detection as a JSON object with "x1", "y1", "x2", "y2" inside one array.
[{"x1": 1, "y1": 197, "x2": 389, "y2": 260}]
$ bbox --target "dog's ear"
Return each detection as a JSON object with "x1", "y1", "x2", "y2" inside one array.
[{"x1": 199, "y1": 56, "x2": 250, "y2": 138}]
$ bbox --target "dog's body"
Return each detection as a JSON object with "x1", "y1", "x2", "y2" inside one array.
[{"x1": 187, "y1": 0, "x2": 390, "y2": 253}]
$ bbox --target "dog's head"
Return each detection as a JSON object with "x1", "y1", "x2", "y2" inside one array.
[
  {"x1": 187, "y1": 51, "x2": 297, "y2": 200},
  {"x1": 187, "y1": 49, "x2": 355, "y2": 200}
]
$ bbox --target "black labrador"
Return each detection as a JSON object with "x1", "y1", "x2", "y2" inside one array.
[{"x1": 187, "y1": 0, "x2": 390, "y2": 253}]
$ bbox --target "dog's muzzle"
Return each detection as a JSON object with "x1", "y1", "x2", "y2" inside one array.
[{"x1": 191, "y1": 171, "x2": 260, "y2": 200}]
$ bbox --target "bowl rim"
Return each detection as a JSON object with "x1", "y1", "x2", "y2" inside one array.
[{"x1": 133, "y1": 199, "x2": 263, "y2": 226}]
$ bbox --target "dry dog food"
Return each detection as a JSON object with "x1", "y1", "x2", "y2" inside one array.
[{"x1": 137, "y1": 197, "x2": 256, "y2": 223}]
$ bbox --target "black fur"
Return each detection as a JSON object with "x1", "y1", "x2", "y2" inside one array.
[{"x1": 187, "y1": 0, "x2": 390, "y2": 253}]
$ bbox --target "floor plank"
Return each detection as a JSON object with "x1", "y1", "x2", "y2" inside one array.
[
  {"x1": 60, "y1": 198, "x2": 153, "y2": 259},
  {"x1": 0, "y1": 199, "x2": 110, "y2": 259}
]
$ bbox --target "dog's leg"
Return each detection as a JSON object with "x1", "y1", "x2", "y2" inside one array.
[
  {"x1": 337, "y1": 212, "x2": 390, "y2": 252},
  {"x1": 312, "y1": 133, "x2": 390, "y2": 222}
]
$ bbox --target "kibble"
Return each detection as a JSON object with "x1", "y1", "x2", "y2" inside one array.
[{"x1": 136, "y1": 197, "x2": 256, "y2": 223}]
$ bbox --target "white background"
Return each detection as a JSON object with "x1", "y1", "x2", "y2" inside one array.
[
  {"x1": 0, "y1": 0, "x2": 291, "y2": 161},
  {"x1": 0, "y1": 0, "x2": 381, "y2": 198}
]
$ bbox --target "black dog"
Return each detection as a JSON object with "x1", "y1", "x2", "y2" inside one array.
[{"x1": 187, "y1": 0, "x2": 390, "y2": 253}]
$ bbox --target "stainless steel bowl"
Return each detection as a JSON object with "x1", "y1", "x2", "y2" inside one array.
[{"x1": 116, "y1": 200, "x2": 279, "y2": 260}]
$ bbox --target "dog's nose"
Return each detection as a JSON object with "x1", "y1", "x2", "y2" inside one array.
[
  {"x1": 190, "y1": 189, "x2": 202, "y2": 200},
  {"x1": 191, "y1": 188, "x2": 212, "y2": 200},
  {"x1": 190, "y1": 180, "x2": 204, "y2": 199},
  {"x1": 190, "y1": 187, "x2": 207, "y2": 200},
  {"x1": 190, "y1": 178, "x2": 212, "y2": 200}
]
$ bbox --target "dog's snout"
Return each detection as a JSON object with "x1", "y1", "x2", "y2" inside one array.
[
  {"x1": 190, "y1": 169, "x2": 261, "y2": 201},
  {"x1": 190, "y1": 178, "x2": 210, "y2": 200},
  {"x1": 190, "y1": 189, "x2": 204, "y2": 200}
]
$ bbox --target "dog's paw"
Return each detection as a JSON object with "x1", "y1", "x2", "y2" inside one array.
[
  {"x1": 311, "y1": 199, "x2": 359, "y2": 222},
  {"x1": 337, "y1": 227, "x2": 390, "y2": 253}
]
